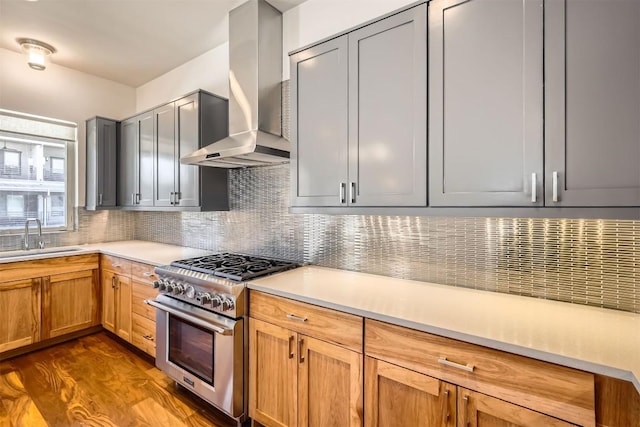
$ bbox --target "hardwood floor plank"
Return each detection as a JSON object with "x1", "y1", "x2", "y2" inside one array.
[
  {"x1": 0, "y1": 333, "x2": 237, "y2": 427},
  {"x1": 0, "y1": 371, "x2": 48, "y2": 427}
]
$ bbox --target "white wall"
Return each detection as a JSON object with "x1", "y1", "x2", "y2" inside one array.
[
  {"x1": 282, "y1": 0, "x2": 417, "y2": 79},
  {"x1": 135, "y1": 43, "x2": 229, "y2": 112},
  {"x1": 0, "y1": 48, "x2": 136, "y2": 207}
]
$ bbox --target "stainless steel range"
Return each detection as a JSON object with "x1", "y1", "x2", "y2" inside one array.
[{"x1": 145, "y1": 253, "x2": 298, "y2": 423}]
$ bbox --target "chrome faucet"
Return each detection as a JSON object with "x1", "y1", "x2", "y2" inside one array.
[{"x1": 24, "y1": 218, "x2": 45, "y2": 250}]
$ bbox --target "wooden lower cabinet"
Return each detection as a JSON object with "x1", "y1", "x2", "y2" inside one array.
[
  {"x1": 0, "y1": 278, "x2": 41, "y2": 353},
  {"x1": 365, "y1": 356, "x2": 455, "y2": 427},
  {"x1": 42, "y1": 269, "x2": 100, "y2": 339},
  {"x1": 249, "y1": 317, "x2": 363, "y2": 427},
  {"x1": 459, "y1": 388, "x2": 575, "y2": 427},
  {"x1": 101, "y1": 269, "x2": 131, "y2": 341}
]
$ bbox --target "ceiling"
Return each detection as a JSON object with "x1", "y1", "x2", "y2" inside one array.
[{"x1": 0, "y1": 0, "x2": 307, "y2": 87}]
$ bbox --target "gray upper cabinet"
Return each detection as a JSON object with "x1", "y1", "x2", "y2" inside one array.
[
  {"x1": 120, "y1": 90, "x2": 229, "y2": 211},
  {"x1": 85, "y1": 117, "x2": 117, "y2": 210},
  {"x1": 545, "y1": 0, "x2": 640, "y2": 207},
  {"x1": 290, "y1": 3, "x2": 427, "y2": 208},
  {"x1": 291, "y1": 37, "x2": 349, "y2": 207},
  {"x1": 429, "y1": 0, "x2": 544, "y2": 207},
  {"x1": 118, "y1": 111, "x2": 154, "y2": 208}
]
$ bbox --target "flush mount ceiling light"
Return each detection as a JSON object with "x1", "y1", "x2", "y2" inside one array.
[{"x1": 16, "y1": 38, "x2": 56, "y2": 71}]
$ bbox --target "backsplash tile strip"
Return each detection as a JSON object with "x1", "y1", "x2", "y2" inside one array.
[{"x1": 3, "y1": 80, "x2": 638, "y2": 314}]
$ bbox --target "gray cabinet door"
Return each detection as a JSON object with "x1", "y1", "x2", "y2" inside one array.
[
  {"x1": 119, "y1": 117, "x2": 138, "y2": 207},
  {"x1": 137, "y1": 112, "x2": 154, "y2": 207},
  {"x1": 175, "y1": 94, "x2": 200, "y2": 207},
  {"x1": 290, "y1": 36, "x2": 349, "y2": 207},
  {"x1": 96, "y1": 118, "x2": 117, "y2": 207},
  {"x1": 545, "y1": 0, "x2": 640, "y2": 206},
  {"x1": 429, "y1": 0, "x2": 544, "y2": 206},
  {"x1": 153, "y1": 103, "x2": 176, "y2": 207},
  {"x1": 348, "y1": 4, "x2": 427, "y2": 207},
  {"x1": 85, "y1": 117, "x2": 117, "y2": 210}
]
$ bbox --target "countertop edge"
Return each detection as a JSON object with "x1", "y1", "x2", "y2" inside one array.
[{"x1": 247, "y1": 283, "x2": 640, "y2": 394}]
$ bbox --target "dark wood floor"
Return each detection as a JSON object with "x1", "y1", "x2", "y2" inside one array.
[{"x1": 0, "y1": 333, "x2": 237, "y2": 427}]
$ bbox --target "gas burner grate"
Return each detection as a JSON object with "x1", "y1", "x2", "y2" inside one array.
[{"x1": 170, "y1": 253, "x2": 298, "y2": 281}]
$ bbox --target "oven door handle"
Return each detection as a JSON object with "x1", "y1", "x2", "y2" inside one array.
[{"x1": 145, "y1": 299, "x2": 234, "y2": 336}]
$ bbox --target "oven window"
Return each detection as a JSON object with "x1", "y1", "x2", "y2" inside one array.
[{"x1": 168, "y1": 315, "x2": 215, "y2": 385}]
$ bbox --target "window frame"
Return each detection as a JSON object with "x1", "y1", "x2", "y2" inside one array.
[{"x1": 0, "y1": 109, "x2": 76, "y2": 235}]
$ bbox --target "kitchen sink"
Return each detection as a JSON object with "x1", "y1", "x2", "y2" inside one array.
[{"x1": 0, "y1": 247, "x2": 84, "y2": 260}]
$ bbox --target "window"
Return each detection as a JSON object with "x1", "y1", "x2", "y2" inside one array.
[{"x1": 0, "y1": 110, "x2": 76, "y2": 232}]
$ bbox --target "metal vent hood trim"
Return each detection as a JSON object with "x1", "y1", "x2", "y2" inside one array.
[{"x1": 181, "y1": 0, "x2": 288, "y2": 168}]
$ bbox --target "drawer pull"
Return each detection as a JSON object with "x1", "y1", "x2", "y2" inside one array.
[
  {"x1": 143, "y1": 335, "x2": 154, "y2": 341},
  {"x1": 438, "y1": 357, "x2": 475, "y2": 373},
  {"x1": 286, "y1": 313, "x2": 308, "y2": 323},
  {"x1": 142, "y1": 272, "x2": 154, "y2": 277},
  {"x1": 112, "y1": 263, "x2": 121, "y2": 268}
]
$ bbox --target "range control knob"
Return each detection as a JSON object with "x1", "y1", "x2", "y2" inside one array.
[
  {"x1": 185, "y1": 285, "x2": 196, "y2": 299},
  {"x1": 172, "y1": 283, "x2": 185, "y2": 295},
  {"x1": 158, "y1": 280, "x2": 168, "y2": 292},
  {"x1": 152, "y1": 280, "x2": 161, "y2": 289},
  {"x1": 210, "y1": 294, "x2": 223, "y2": 308},
  {"x1": 221, "y1": 299, "x2": 234, "y2": 311},
  {"x1": 198, "y1": 292, "x2": 212, "y2": 305}
]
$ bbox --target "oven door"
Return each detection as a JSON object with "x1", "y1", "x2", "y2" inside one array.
[{"x1": 146, "y1": 294, "x2": 244, "y2": 418}]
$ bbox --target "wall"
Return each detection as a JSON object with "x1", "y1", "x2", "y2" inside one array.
[
  {"x1": 0, "y1": 47, "x2": 137, "y2": 208},
  {"x1": 135, "y1": 43, "x2": 229, "y2": 112}
]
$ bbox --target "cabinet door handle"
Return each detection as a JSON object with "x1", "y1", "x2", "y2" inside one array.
[
  {"x1": 350, "y1": 182, "x2": 356, "y2": 204},
  {"x1": 143, "y1": 334, "x2": 154, "y2": 341},
  {"x1": 552, "y1": 171, "x2": 559, "y2": 202},
  {"x1": 463, "y1": 395, "x2": 470, "y2": 427},
  {"x1": 98, "y1": 193, "x2": 103, "y2": 206},
  {"x1": 131, "y1": 193, "x2": 135, "y2": 205},
  {"x1": 288, "y1": 335, "x2": 295, "y2": 359},
  {"x1": 531, "y1": 172, "x2": 537, "y2": 203},
  {"x1": 339, "y1": 183, "x2": 346, "y2": 204},
  {"x1": 438, "y1": 357, "x2": 474, "y2": 373},
  {"x1": 442, "y1": 389, "x2": 450, "y2": 425},
  {"x1": 286, "y1": 313, "x2": 308, "y2": 323},
  {"x1": 175, "y1": 191, "x2": 181, "y2": 205},
  {"x1": 111, "y1": 276, "x2": 116, "y2": 289},
  {"x1": 135, "y1": 193, "x2": 141, "y2": 204},
  {"x1": 298, "y1": 337, "x2": 305, "y2": 363}
]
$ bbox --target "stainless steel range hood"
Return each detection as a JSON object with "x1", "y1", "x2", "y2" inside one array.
[{"x1": 181, "y1": 0, "x2": 289, "y2": 168}]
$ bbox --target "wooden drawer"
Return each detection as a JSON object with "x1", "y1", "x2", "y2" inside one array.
[
  {"x1": 101, "y1": 255, "x2": 132, "y2": 276},
  {"x1": 250, "y1": 291, "x2": 363, "y2": 352},
  {"x1": 131, "y1": 262, "x2": 158, "y2": 285},
  {"x1": 132, "y1": 282, "x2": 158, "y2": 321},
  {"x1": 365, "y1": 319, "x2": 595, "y2": 427},
  {"x1": 131, "y1": 313, "x2": 156, "y2": 357}
]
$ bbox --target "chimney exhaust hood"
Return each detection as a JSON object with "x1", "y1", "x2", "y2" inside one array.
[{"x1": 181, "y1": 0, "x2": 289, "y2": 168}]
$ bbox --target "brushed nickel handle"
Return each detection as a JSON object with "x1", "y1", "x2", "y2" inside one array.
[
  {"x1": 135, "y1": 193, "x2": 140, "y2": 204},
  {"x1": 288, "y1": 335, "x2": 295, "y2": 359},
  {"x1": 142, "y1": 272, "x2": 154, "y2": 277},
  {"x1": 131, "y1": 193, "x2": 135, "y2": 205},
  {"x1": 98, "y1": 193, "x2": 103, "y2": 206},
  {"x1": 143, "y1": 334, "x2": 154, "y2": 341},
  {"x1": 463, "y1": 395, "x2": 470, "y2": 427},
  {"x1": 442, "y1": 389, "x2": 450, "y2": 424},
  {"x1": 438, "y1": 357, "x2": 475, "y2": 373},
  {"x1": 286, "y1": 313, "x2": 308, "y2": 323},
  {"x1": 531, "y1": 172, "x2": 537, "y2": 203},
  {"x1": 552, "y1": 171, "x2": 559, "y2": 202},
  {"x1": 350, "y1": 182, "x2": 356, "y2": 204},
  {"x1": 112, "y1": 263, "x2": 121, "y2": 268},
  {"x1": 175, "y1": 191, "x2": 181, "y2": 205},
  {"x1": 339, "y1": 183, "x2": 346, "y2": 204},
  {"x1": 298, "y1": 338, "x2": 305, "y2": 363}
]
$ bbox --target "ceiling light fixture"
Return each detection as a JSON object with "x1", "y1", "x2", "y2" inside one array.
[{"x1": 16, "y1": 38, "x2": 56, "y2": 71}]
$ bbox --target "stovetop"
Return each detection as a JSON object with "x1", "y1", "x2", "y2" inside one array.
[{"x1": 170, "y1": 253, "x2": 299, "y2": 281}]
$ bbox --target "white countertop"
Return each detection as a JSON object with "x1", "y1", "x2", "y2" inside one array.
[
  {"x1": 0, "y1": 240, "x2": 209, "y2": 266},
  {"x1": 248, "y1": 265, "x2": 640, "y2": 392}
]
